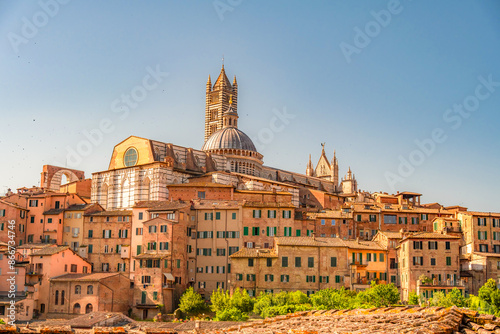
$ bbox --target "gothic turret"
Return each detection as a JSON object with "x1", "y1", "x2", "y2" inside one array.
[{"x1": 306, "y1": 154, "x2": 314, "y2": 177}]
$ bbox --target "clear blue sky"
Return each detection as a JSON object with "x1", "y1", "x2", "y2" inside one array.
[{"x1": 1, "y1": 1, "x2": 499, "y2": 211}]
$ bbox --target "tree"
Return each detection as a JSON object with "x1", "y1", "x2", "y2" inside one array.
[
  {"x1": 310, "y1": 287, "x2": 357, "y2": 310},
  {"x1": 408, "y1": 291, "x2": 420, "y2": 306},
  {"x1": 479, "y1": 279, "x2": 497, "y2": 304},
  {"x1": 356, "y1": 282, "x2": 400, "y2": 308},
  {"x1": 179, "y1": 287, "x2": 206, "y2": 315}
]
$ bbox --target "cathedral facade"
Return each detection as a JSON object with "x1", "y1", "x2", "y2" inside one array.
[{"x1": 91, "y1": 66, "x2": 357, "y2": 209}]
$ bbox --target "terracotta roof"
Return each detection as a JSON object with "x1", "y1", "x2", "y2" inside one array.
[
  {"x1": 133, "y1": 201, "x2": 190, "y2": 210},
  {"x1": 0, "y1": 199, "x2": 27, "y2": 210},
  {"x1": 31, "y1": 246, "x2": 69, "y2": 256},
  {"x1": 342, "y1": 239, "x2": 384, "y2": 250},
  {"x1": 459, "y1": 211, "x2": 500, "y2": 217},
  {"x1": 242, "y1": 202, "x2": 295, "y2": 208},
  {"x1": 142, "y1": 217, "x2": 171, "y2": 225},
  {"x1": 377, "y1": 231, "x2": 403, "y2": 239},
  {"x1": 167, "y1": 182, "x2": 233, "y2": 188},
  {"x1": 235, "y1": 189, "x2": 292, "y2": 195},
  {"x1": 276, "y1": 237, "x2": 346, "y2": 248},
  {"x1": 50, "y1": 273, "x2": 120, "y2": 282},
  {"x1": 192, "y1": 200, "x2": 240, "y2": 209},
  {"x1": 86, "y1": 210, "x2": 132, "y2": 216},
  {"x1": 230, "y1": 248, "x2": 277, "y2": 258},
  {"x1": 43, "y1": 208, "x2": 64, "y2": 215},
  {"x1": 402, "y1": 232, "x2": 461, "y2": 240},
  {"x1": 65, "y1": 203, "x2": 99, "y2": 211}
]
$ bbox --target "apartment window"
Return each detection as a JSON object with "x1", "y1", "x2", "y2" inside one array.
[
  {"x1": 160, "y1": 225, "x2": 167, "y2": 233},
  {"x1": 445, "y1": 241, "x2": 450, "y2": 250},
  {"x1": 412, "y1": 257, "x2": 424, "y2": 265},
  {"x1": 369, "y1": 215, "x2": 376, "y2": 222},
  {"x1": 216, "y1": 248, "x2": 226, "y2": 256},
  {"x1": 280, "y1": 275, "x2": 290, "y2": 283},
  {"x1": 215, "y1": 212, "x2": 221, "y2": 220},
  {"x1": 102, "y1": 230, "x2": 111, "y2": 238},
  {"x1": 232, "y1": 212, "x2": 237, "y2": 220},
  {"x1": 204, "y1": 212, "x2": 213, "y2": 220},
  {"x1": 88, "y1": 244, "x2": 93, "y2": 253},
  {"x1": 431, "y1": 258, "x2": 436, "y2": 266},
  {"x1": 421, "y1": 213, "x2": 428, "y2": 220},
  {"x1": 136, "y1": 245, "x2": 141, "y2": 255},
  {"x1": 306, "y1": 275, "x2": 316, "y2": 283},
  {"x1": 236, "y1": 274, "x2": 243, "y2": 281},
  {"x1": 159, "y1": 242, "x2": 169, "y2": 250},
  {"x1": 252, "y1": 210, "x2": 261, "y2": 218},
  {"x1": 75, "y1": 285, "x2": 81, "y2": 294},
  {"x1": 284, "y1": 227, "x2": 292, "y2": 236},
  {"x1": 29, "y1": 200, "x2": 38, "y2": 207},
  {"x1": 246, "y1": 274, "x2": 256, "y2": 282},
  {"x1": 148, "y1": 225, "x2": 157, "y2": 233},
  {"x1": 70, "y1": 264, "x2": 77, "y2": 273},
  {"x1": 428, "y1": 241, "x2": 438, "y2": 250},
  {"x1": 494, "y1": 245, "x2": 500, "y2": 253},
  {"x1": 296, "y1": 229, "x2": 301, "y2": 236},
  {"x1": 243, "y1": 227, "x2": 249, "y2": 236},
  {"x1": 267, "y1": 258, "x2": 272, "y2": 267},
  {"x1": 478, "y1": 231, "x2": 488, "y2": 240},
  {"x1": 228, "y1": 247, "x2": 239, "y2": 255},
  {"x1": 268, "y1": 210, "x2": 277, "y2": 218},
  {"x1": 446, "y1": 257, "x2": 452, "y2": 266},
  {"x1": 307, "y1": 229, "x2": 314, "y2": 237},
  {"x1": 480, "y1": 244, "x2": 489, "y2": 252},
  {"x1": 198, "y1": 191, "x2": 205, "y2": 199},
  {"x1": 252, "y1": 227, "x2": 260, "y2": 236},
  {"x1": 384, "y1": 215, "x2": 397, "y2": 224},
  {"x1": 413, "y1": 241, "x2": 423, "y2": 250},
  {"x1": 30, "y1": 216, "x2": 35, "y2": 223},
  {"x1": 366, "y1": 253, "x2": 372, "y2": 262},
  {"x1": 176, "y1": 259, "x2": 181, "y2": 268},
  {"x1": 141, "y1": 276, "x2": 151, "y2": 284},
  {"x1": 248, "y1": 259, "x2": 254, "y2": 267},
  {"x1": 493, "y1": 218, "x2": 499, "y2": 228},
  {"x1": 118, "y1": 229, "x2": 128, "y2": 238},
  {"x1": 308, "y1": 257, "x2": 314, "y2": 268},
  {"x1": 330, "y1": 257, "x2": 337, "y2": 267},
  {"x1": 478, "y1": 217, "x2": 487, "y2": 226},
  {"x1": 283, "y1": 210, "x2": 292, "y2": 219},
  {"x1": 321, "y1": 219, "x2": 325, "y2": 225},
  {"x1": 356, "y1": 215, "x2": 361, "y2": 222},
  {"x1": 87, "y1": 230, "x2": 93, "y2": 238},
  {"x1": 138, "y1": 212, "x2": 143, "y2": 220},
  {"x1": 282, "y1": 257, "x2": 288, "y2": 267},
  {"x1": 265, "y1": 274, "x2": 274, "y2": 282},
  {"x1": 295, "y1": 257, "x2": 301, "y2": 267},
  {"x1": 147, "y1": 242, "x2": 157, "y2": 250},
  {"x1": 0, "y1": 210, "x2": 5, "y2": 217},
  {"x1": 47, "y1": 218, "x2": 52, "y2": 224},
  {"x1": 331, "y1": 219, "x2": 336, "y2": 225},
  {"x1": 264, "y1": 226, "x2": 276, "y2": 237}
]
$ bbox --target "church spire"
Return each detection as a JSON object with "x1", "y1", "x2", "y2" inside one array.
[{"x1": 306, "y1": 154, "x2": 314, "y2": 177}]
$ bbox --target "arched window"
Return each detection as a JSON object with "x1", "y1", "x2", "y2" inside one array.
[
  {"x1": 73, "y1": 303, "x2": 81, "y2": 314},
  {"x1": 87, "y1": 285, "x2": 93, "y2": 295},
  {"x1": 55, "y1": 290, "x2": 59, "y2": 305},
  {"x1": 61, "y1": 290, "x2": 65, "y2": 305},
  {"x1": 85, "y1": 303, "x2": 93, "y2": 314},
  {"x1": 75, "y1": 285, "x2": 81, "y2": 294}
]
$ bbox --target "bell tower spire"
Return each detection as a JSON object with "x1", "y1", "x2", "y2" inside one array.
[{"x1": 205, "y1": 64, "x2": 237, "y2": 142}]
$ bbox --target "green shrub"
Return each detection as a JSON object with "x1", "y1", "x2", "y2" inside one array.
[
  {"x1": 179, "y1": 287, "x2": 206, "y2": 315},
  {"x1": 310, "y1": 287, "x2": 357, "y2": 310},
  {"x1": 355, "y1": 282, "x2": 400, "y2": 308},
  {"x1": 408, "y1": 291, "x2": 420, "y2": 306},
  {"x1": 214, "y1": 307, "x2": 249, "y2": 321}
]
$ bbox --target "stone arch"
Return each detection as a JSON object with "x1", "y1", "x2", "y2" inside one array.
[
  {"x1": 41, "y1": 165, "x2": 85, "y2": 191},
  {"x1": 85, "y1": 303, "x2": 93, "y2": 313},
  {"x1": 73, "y1": 303, "x2": 81, "y2": 314}
]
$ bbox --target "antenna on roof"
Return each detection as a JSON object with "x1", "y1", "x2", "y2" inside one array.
[{"x1": 222, "y1": 55, "x2": 224, "y2": 68}]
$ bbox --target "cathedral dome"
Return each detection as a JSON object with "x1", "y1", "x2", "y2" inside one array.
[{"x1": 202, "y1": 127, "x2": 257, "y2": 152}]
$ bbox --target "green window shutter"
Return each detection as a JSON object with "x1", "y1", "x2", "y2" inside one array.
[
  {"x1": 252, "y1": 210, "x2": 255, "y2": 218},
  {"x1": 244, "y1": 227, "x2": 249, "y2": 236},
  {"x1": 405, "y1": 217, "x2": 408, "y2": 224},
  {"x1": 137, "y1": 245, "x2": 141, "y2": 255},
  {"x1": 267, "y1": 227, "x2": 270, "y2": 236},
  {"x1": 296, "y1": 229, "x2": 301, "y2": 236},
  {"x1": 486, "y1": 231, "x2": 488, "y2": 240},
  {"x1": 478, "y1": 231, "x2": 481, "y2": 240},
  {"x1": 164, "y1": 260, "x2": 168, "y2": 268},
  {"x1": 380, "y1": 253, "x2": 384, "y2": 262},
  {"x1": 274, "y1": 227, "x2": 277, "y2": 235},
  {"x1": 373, "y1": 253, "x2": 377, "y2": 262},
  {"x1": 399, "y1": 217, "x2": 402, "y2": 224},
  {"x1": 352, "y1": 253, "x2": 355, "y2": 264},
  {"x1": 267, "y1": 210, "x2": 270, "y2": 218},
  {"x1": 282, "y1": 210, "x2": 285, "y2": 218},
  {"x1": 216, "y1": 212, "x2": 221, "y2": 220}
]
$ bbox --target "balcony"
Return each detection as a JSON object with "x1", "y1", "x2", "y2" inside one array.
[
  {"x1": 350, "y1": 261, "x2": 367, "y2": 267},
  {"x1": 26, "y1": 265, "x2": 43, "y2": 276},
  {"x1": 418, "y1": 279, "x2": 465, "y2": 288}
]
